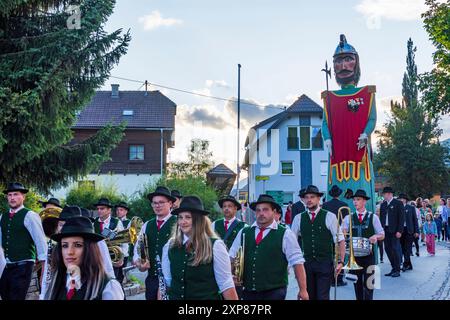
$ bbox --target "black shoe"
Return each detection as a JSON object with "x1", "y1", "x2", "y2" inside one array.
[
  {"x1": 380, "y1": 259, "x2": 384, "y2": 263},
  {"x1": 416, "y1": 252, "x2": 420, "y2": 257},
  {"x1": 391, "y1": 272, "x2": 401, "y2": 277},
  {"x1": 385, "y1": 271, "x2": 394, "y2": 276},
  {"x1": 405, "y1": 265, "x2": 413, "y2": 271},
  {"x1": 337, "y1": 281, "x2": 347, "y2": 287}
]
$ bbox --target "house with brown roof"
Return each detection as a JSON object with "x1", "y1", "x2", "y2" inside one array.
[{"x1": 52, "y1": 84, "x2": 177, "y2": 197}]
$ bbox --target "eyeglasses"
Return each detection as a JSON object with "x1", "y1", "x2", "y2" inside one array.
[{"x1": 151, "y1": 201, "x2": 168, "y2": 207}]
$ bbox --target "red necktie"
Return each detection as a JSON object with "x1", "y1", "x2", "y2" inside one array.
[
  {"x1": 255, "y1": 227, "x2": 266, "y2": 245},
  {"x1": 310, "y1": 211, "x2": 316, "y2": 223},
  {"x1": 66, "y1": 288, "x2": 75, "y2": 300},
  {"x1": 99, "y1": 221, "x2": 104, "y2": 232},
  {"x1": 358, "y1": 213, "x2": 363, "y2": 223},
  {"x1": 224, "y1": 220, "x2": 229, "y2": 232},
  {"x1": 9, "y1": 210, "x2": 16, "y2": 219},
  {"x1": 157, "y1": 220, "x2": 164, "y2": 231}
]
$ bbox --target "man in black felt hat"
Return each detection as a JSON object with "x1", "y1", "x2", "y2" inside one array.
[
  {"x1": 213, "y1": 195, "x2": 247, "y2": 250},
  {"x1": 291, "y1": 185, "x2": 346, "y2": 300},
  {"x1": 0, "y1": 182, "x2": 47, "y2": 300},
  {"x1": 93, "y1": 198, "x2": 126, "y2": 280},
  {"x1": 398, "y1": 193, "x2": 419, "y2": 272},
  {"x1": 229, "y1": 194, "x2": 308, "y2": 300},
  {"x1": 171, "y1": 190, "x2": 183, "y2": 210},
  {"x1": 133, "y1": 186, "x2": 177, "y2": 300},
  {"x1": 114, "y1": 201, "x2": 132, "y2": 284},
  {"x1": 379, "y1": 186, "x2": 404, "y2": 278},
  {"x1": 341, "y1": 189, "x2": 384, "y2": 300},
  {"x1": 39, "y1": 197, "x2": 62, "y2": 210},
  {"x1": 291, "y1": 188, "x2": 306, "y2": 222}
]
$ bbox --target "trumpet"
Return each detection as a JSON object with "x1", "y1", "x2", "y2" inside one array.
[
  {"x1": 138, "y1": 233, "x2": 150, "y2": 264},
  {"x1": 107, "y1": 216, "x2": 143, "y2": 263},
  {"x1": 233, "y1": 232, "x2": 245, "y2": 285},
  {"x1": 334, "y1": 206, "x2": 362, "y2": 300}
]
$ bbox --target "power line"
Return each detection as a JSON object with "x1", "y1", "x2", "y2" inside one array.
[{"x1": 109, "y1": 75, "x2": 286, "y2": 111}]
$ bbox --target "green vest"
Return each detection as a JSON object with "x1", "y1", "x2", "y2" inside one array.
[
  {"x1": 242, "y1": 225, "x2": 288, "y2": 292},
  {"x1": 351, "y1": 212, "x2": 375, "y2": 238},
  {"x1": 94, "y1": 216, "x2": 119, "y2": 234},
  {"x1": 145, "y1": 215, "x2": 176, "y2": 276},
  {"x1": 300, "y1": 209, "x2": 334, "y2": 262},
  {"x1": 56, "y1": 277, "x2": 111, "y2": 300},
  {"x1": 168, "y1": 238, "x2": 220, "y2": 300},
  {"x1": 214, "y1": 218, "x2": 246, "y2": 249},
  {"x1": 1, "y1": 208, "x2": 36, "y2": 261}
]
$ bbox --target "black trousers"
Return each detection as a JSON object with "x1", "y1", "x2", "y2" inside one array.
[
  {"x1": 378, "y1": 240, "x2": 384, "y2": 261},
  {"x1": 242, "y1": 286, "x2": 287, "y2": 300},
  {"x1": 114, "y1": 257, "x2": 128, "y2": 284},
  {"x1": 400, "y1": 228, "x2": 414, "y2": 268},
  {"x1": 145, "y1": 275, "x2": 159, "y2": 300},
  {"x1": 349, "y1": 254, "x2": 376, "y2": 300},
  {"x1": 384, "y1": 229, "x2": 402, "y2": 272},
  {"x1": 413, "y1": 237, "x2": 420, "y2": 254},
  {"x1": 304, "y1": 260, "x2": 333, "y2": 300},
  {"x1": 0, "y1": 261, "x2": 34, "y2": 300}
]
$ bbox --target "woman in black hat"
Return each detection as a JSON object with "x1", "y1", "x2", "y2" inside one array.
[
  {"x1": 44, "y1": 217, "x2": 124, "y2": 300},
  {"x1": 161, "y1": 196, "x2": 238, "y2": 300}
]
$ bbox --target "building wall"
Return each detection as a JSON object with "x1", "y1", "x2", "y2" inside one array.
[
  {"x1": 248, "y1": 114, "x2": 328, "y2": 203},
  {"x1": 72, "y1": 129, "x2": 173, "y2": 174}
]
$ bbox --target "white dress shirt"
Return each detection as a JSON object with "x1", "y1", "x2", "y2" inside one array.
[
  {"x1": 133, "y1": 214, "x2": 173, "y2": 264},
  {"x1": 161, "y1": 235, "x2": 235, "y2": 293},
  {"x1": 229, "y1": 220, "x2": 305, "y2": 267},
  {"x1": 341, "y1": 210, "x2": 385, "y2": 236},
  {"x1": 101, "y1": 215, "x2": 127, "y2": 258},
  {"x1": 211, "y1": 217, "x2": 236, "y2": 232},
  {"x1": 63, "y1": 274, "x2": 124, "y2": 300},
  {"x1": 290, "y1": 208, "x2": 345, "y2": 243},
  {"x1": 0, "y1": 205, "x2": 47, "y2": 263},
  {"x1": 0, "y1": 246, "x2": 5, "y2": 279}
]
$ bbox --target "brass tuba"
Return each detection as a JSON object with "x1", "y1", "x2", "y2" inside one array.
[
  {"x1": 107, "y1": 216, "x2": 143, "y2": 263},
  {"x1": 40, "y1": 207, "x2": 62, "y2": 237}
]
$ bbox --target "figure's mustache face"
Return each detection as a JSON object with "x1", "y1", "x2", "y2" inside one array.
[{"x1": 337, "y1": 69, "x2": 354, "y2": 77}]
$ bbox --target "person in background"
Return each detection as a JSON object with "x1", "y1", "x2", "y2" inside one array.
[
  {"x1": 446, "y1": 199, "x2": 450, "y2": 242},
  {"x1": 433, "y1": 210, "x2": 443, "y2": 242},
  {"x1": 375, "y1": 203, "x2": 384, "y2": 263},
  {"x1": 423, "y1": 211, "x2": 437, "y2": 256},
  {"x1": 410, "y1": 200, "x2": 421, "y2": 256},
  {"x1": 438, "y1": 199, "x2": 448, "y2": 242},
  {"x1": 284, "y1": 202, "x2": 293, "y2": 226}
]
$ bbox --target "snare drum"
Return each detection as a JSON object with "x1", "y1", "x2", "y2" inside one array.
[{"x1": 346, "y1": 237, "x2": 372, "y2": 257}]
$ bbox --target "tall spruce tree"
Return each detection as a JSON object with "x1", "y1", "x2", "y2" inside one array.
[
  {"x1": 0, "y1": 0, "x2": 130, "y2": 193},
  {"x1": 419, "y1": 0, "x2": 450, "y2": 115},
  {"x1": 377, "y1": 39, "x2": 449, "y2": 198}
]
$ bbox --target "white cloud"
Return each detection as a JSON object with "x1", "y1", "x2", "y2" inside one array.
[
  {"x1": 355, "y1": 0, "x2": 430, "y2": 29},
  {"x1": 205, "y1": 80, "x2": 230, "y2": 89},
  {"x1": 138, "y1": 10, "x2": 183, "y2": 31},
  {"x1": 192, "y1": 87, "x2": 212, "y2": 96}
]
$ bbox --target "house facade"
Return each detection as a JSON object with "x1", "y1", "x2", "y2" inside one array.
[
  {"x1": 243, "y1": 94, "x2": 328, "y2": 204},
  {"x1": 51, "y1": 84, "x2": 176, "y2": 198}
]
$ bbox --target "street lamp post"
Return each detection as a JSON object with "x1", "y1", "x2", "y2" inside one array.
[{"x1": 236, "y1": 64, "x2": 241, "y2": 200}]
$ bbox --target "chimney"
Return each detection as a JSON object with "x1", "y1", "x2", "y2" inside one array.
[{"x1": 111, "y1": 84, "x2": 119, "y2": 98}]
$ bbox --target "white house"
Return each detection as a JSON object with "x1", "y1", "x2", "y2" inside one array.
[{"x1": 243, "y1": 94, "x2": 328, "y2": 204}]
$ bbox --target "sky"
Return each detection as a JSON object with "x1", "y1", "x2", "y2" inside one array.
[{"x1": 100, "y1": 0, "x2": 450, "y2": 174}]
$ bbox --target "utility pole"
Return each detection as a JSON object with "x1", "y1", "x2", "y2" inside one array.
[{"x1": 236, "y1": 64, "x2": 241, "y2": 200}]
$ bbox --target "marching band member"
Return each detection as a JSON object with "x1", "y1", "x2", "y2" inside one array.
[
  {"x1": 114, "y1": 201, "x2": 131, "y2": 283},
  {"x1": 0, "y1": 246, "x2": 5, "y2": 279},
  {"x1": 171, "y1": 190, "x2": 183, "y2": 210},
  {"x1": 134, "y1": 186, "x2": 177, "y2": 300},
  {"x1": 162, "y1": 196, "x2": 238, "y2": 300},
  {"x1": 291, "y1": 185, "x2": 345, "y2": 300},
  {"x1": 212, "y1": 195, "x2": 247, "y2": 250},
  {"x1": 40, "y1": 206, "x2": 116, "y2": 299},
  {"x1": 0, "y1": 182, "x2": 47, "y2": 300},
  {"x1": 230, "y1": 194, "x2": 308, "y2": 300},
  {"x1": 44, "y1": 216, "x2": 124, "y2": 300},
  {"x1": 341, "y1": 189, "x2": 384, "y2": 300},
  {"x1": 93, "y1": 198, "x2": 126, "y2": 279}
]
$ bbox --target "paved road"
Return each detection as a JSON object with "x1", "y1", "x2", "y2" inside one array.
[{"x1": 126, "y1": 242, "x2": 450, "y2": 300}]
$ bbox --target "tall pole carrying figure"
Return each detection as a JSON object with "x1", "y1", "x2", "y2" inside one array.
[{"x1": 321, "y1": 35, "x2": 377, "y2": 214}]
